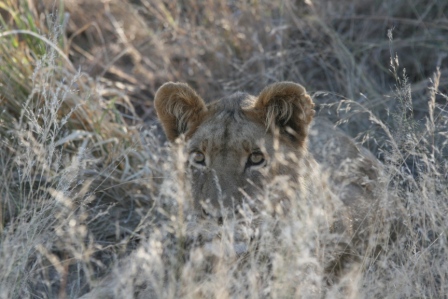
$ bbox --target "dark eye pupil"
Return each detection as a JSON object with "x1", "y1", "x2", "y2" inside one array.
[
  {"x1": 249, "y1": 153, "x2": 264, "y2": 165},
  {"x1": 193, "y1": 152, "x2": 205, "y2": 163}
]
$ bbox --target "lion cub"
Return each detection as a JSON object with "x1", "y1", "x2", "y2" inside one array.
[
  {"x1": 154, "y1": 82, "x2": 383, "y2": 240},
  {"x1": 155, "y1": 82, "x2": 317, "y2": 214}
]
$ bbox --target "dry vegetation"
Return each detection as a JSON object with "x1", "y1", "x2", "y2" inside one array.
[{"x1": 0, "y1": 0, "x2": 447, "y2": 298}]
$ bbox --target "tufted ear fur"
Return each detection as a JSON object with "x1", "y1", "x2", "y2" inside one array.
[
  {"x1": 254, "y1": 82, "x2": 315, "y2": 147},
  {"x1": 154, "y1": 82, "x2": 207, "y2": 142}
]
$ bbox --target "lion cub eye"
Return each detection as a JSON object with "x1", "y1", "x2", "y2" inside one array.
[
  {"x1": 247, "y1": 152, "x2": 265, "y2": 167},
  {"x1": 190, "y1": 151, "x2": 206, "y2": 166}
]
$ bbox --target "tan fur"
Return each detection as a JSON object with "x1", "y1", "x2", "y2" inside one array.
[
  {"x1": 154, "y1": 82, "x2": 383, "y2": 239},
  {"x1": 154, "y1": 82, "x2": 207, "y2": 141},
  {"x1": 155, "y1": 82, "x2": 321, "y2": 216},
  {"x1": 254, "y1": 82, "x2": 315, "y2": 149}
]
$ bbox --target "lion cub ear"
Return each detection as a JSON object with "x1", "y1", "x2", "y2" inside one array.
[
  {"x1": 254, "y1": 82, "x2": 315, "y2": 146},
  {"x1": 154, "y1": 82, "x2": 207, "y2": 142}
]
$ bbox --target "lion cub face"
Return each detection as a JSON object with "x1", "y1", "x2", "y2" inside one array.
[{"x1": 155, "y1": 82, "x2": 315, "y2": 217}]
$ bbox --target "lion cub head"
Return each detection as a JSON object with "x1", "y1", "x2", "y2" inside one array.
[{"x1": 154, "y1": 82, "x2": 315, "y2": 217}]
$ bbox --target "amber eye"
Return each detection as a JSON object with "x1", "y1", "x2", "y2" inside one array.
[
  {"x1": 247, "y1": 152, "x2": 265, "y2": 166},
  {"x1": 190, "y1": 151, "x2": 206, "y2": 165}
]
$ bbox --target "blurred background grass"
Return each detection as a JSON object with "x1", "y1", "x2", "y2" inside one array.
[{"x1": 0, "y1": 0, "x2": 447, "y2": 298}]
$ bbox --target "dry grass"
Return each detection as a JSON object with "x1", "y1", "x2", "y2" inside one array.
[{"x1": 0, "y1": 0, "x2": 447, "y2": 298}]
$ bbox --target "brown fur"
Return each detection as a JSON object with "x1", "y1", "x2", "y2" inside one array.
[
  {"x1": 154, "y1": 82, "x2": 207, "y2": 141},
  {"x1": 155, "y1": 82, "x2": 320, "y2": 216},
  {"x1": 253, "y1": 82, "x2": 315, "y2": 148},
  {"x1": 154, "y1": 82, "x2": 384, "y2": 244}
]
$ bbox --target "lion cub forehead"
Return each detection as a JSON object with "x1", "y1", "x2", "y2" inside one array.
[
  {"x1": 210, "y1": 91, "x2": 256, "y2": 111},
  {"x1": 186, "y1": 91, "x2": 269, "y2": 152},
  {"x1": 189, "y1": 120, "x2": 267, "y2": 153}
]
